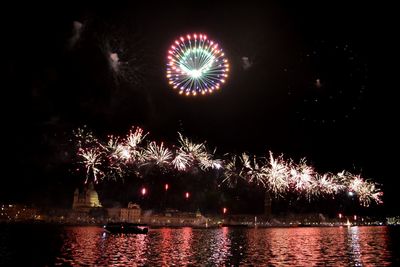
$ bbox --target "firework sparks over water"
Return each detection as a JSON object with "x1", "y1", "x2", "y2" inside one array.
[{"x1": 73, "y1": 126, "x2": 383, "y2": 206}]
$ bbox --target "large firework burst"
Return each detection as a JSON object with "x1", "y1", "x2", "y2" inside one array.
[{"x1": 166, "y1": 33, "x2": 229, "y2": 96}]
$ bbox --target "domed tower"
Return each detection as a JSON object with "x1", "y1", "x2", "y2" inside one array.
[{"x1": 87, "y1": 182, "x2": 102, "y2": 207}]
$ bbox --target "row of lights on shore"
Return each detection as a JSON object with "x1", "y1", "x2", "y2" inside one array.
[
  {"x1": 140, "y1": 186, "x2": 357, "y2": 218},
  {"x1": 140, "y1": 184, "x2": 228, "y2": 214},
  {"x1": 338, "y1": 213, "x2": 358, "y2": 221},
  {"x1": 140, "y1": 184, "x2": 190, "y2": 199}
]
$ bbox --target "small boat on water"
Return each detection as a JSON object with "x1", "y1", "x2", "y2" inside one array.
[{"x1": 104, "y1": 223, "x2": 149, "y2": 234}]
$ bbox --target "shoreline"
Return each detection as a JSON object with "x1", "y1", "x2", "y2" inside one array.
[{"x1": 0, "y1": 221, "x2": 391, "y2": 228}]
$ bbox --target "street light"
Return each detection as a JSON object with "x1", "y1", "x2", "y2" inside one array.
[
  {"x1": 223, "y1": 207, "x2": 227, "y2": 214},
  {"x1": 165, "y1": 184, "x2": 169, "y2": 191},
  {"x1": 185, "y1": 192, "x2": 190, "y2": 199}
]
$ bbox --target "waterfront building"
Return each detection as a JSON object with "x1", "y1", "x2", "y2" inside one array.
[{"x1": 72, "y1": 182, "x2": 102, "y2": 211}]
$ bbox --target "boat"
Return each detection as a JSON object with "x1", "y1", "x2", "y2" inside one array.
[{"x1": 104, "y1": 223, "x2": 149, "y2": 234}]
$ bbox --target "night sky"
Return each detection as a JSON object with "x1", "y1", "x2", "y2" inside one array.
[{"x1": 2, "y1": 1, "x2": 397, "y2": 214}]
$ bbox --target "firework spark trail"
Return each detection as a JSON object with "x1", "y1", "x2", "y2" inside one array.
[
  {"x1": 143, "y1": 142, "x2": 173, "y2": 167},
  {"x1": 288, "y1": 159, "x2": 316, "y2": 197},
  {"x1": 220, "y1": 155, "x2": 243, "y2": 187},
  {"x1": 198, "y1": 158, "x2": 222, "y2": 171},
  {"x1": 107, "y1": 127, "x2": 148, "y2": 164},
  {"x1": 78, "y1": 148, "x2": 104, "y2": 184},
  {"x1": 101, "y1": 136, "x2": 128, "y2": 180},
  {"x1": 348, "y1": 174, "x2": 384, "y2": 206},
  {"x1": 239, "y1": 153, "x2": 268, "y2": 187},
  {"x1": 198, "y1": 154, "x2": 222, "y2": 171},
  {"x1": 177, "y1": 133, "x2": 205, "y2": 156},
  {"x1": 73, "y1": 126, "x2": 383, "y2": 206},
  {"x1": 265, "y1": 152, "x2": 290, "y2": 194},
  {"x1": 104, "y1": 135, "x2": 126, "y2": 160},
  {"x1": 315, "y1": 173, "x2": 344, "y2": 195},
  {"x1": 177, "y1": 133, "x2": 220, "y2": 170},
  {"x1": 172, "y1": 151, "x2": 192, "y2": 171},
  {"x1": 126, "y1": 127, "x2": 148, "y2": 148}
]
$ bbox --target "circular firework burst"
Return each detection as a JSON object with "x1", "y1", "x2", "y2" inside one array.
[{"x1": 166, "y1": 33, "x2": 229, "y2": 96}]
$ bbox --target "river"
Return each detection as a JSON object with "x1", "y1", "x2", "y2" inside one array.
[{"x1": 0, "y1": 224, "x2": 399, "y2": 266}]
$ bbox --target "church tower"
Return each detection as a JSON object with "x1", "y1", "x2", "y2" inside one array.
[
  {"x1": 72, "y1": 183, "x2": 102, "y2": 210},
  {"x1": 87, "y1": 182, "x2": 102, "y2": 207}
]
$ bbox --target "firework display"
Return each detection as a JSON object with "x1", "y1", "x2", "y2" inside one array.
[
  {"x1": 74, "y1": 126, "x2": 383, "y2": 207},
  {"x1": 166, "y1": 33, "x2": 229, "y2": 96}
]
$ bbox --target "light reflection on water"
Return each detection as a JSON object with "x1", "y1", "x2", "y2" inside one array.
[{"x1": 52, "y1": 226, "x2": 396, "y2": 266}]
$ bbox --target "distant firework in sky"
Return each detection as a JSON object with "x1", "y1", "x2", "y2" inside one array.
[{"x1": 166, "y1": 33, "x2": 229, "y2": 96}]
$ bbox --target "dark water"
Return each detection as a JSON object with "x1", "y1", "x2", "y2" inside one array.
[{"x1": 0, "y1": 225, "x2": 399, "y2": 266}]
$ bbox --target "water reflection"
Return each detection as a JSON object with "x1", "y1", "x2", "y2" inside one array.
[
  {"x1": 348, "y1": 226, "x2": 362, "y2": 266},
  {"x1": 53, "y1": 226, "x2": 395, "y2": 266},
  {"x1": 209, "y1": 226, "x2": 231, "y2": 265},
  {"x1": 156, "y1": 227, "x2": 193, "y2": 265},
  {"x1": 56, "y1": 226, "x2": 149, "y2": 266},
  {"x1": 349, "y1": 226, "x2": 392, "y2": 266}
]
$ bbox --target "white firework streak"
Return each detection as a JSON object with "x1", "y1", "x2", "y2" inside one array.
[
  {"x1": 117, "y1": 146, "x2": 132, "y2": 161},
  {"x1": 211, "y1": 159, "x2": 223, "y2": 170},
  {"x1": 177, "y1": 133, "x2": 206, "y2": 155},
  {"x1": 198, "y1": 149, "x2": 222, "y2": 170},
  {"x1": 221, "y1": 155, "x2": 243, "y2": 186},
  {"x1": 266, "y1": 152, "x2": 290, "y2": 194},
  {"x1": 78, "y1": 148, "x2": 104, "y2": 183},
  {"x1": 240, "y1": 153, "x2": 252, "y2": 169},
  {"x1": 104, "y1": 135, "x2": 126, "y2": 160},
  {"x1": 101, "y1": 136, "x2": 128, "y2": 179},
  {"x1": 105, "y1": 127, "x2": 147, "y2": 163},
  {"x1": 172, "y1": 150, "x2": 193, "y2": 171},
  {"x1": 112, "y1": 143, "x2": 142, "y2": 163},
  {"x1": 177, "y1": 133, "x2": 219, "y2": 170},
  {"x1": 315, "y1": 173, "x2": 345, "y2": 195},
  {"x1": 239, "y1": 153, "x2": 268, "y2": 187},
  {"x1": 369, "y1": 185, "x2": 384, "y2": 206},
  {"x1": 348, "y1": 175, "x2": 383, "y2": 207},
  {"x1": 289, "y1": 159, "x2": 316, "y2": 195},
  {"x1": 199, "y1": 157, "x2": 223, "y2": 170},
  {"x1": 103, "y1": 136, "x2": 125, "y2": 163},
  {"x1": 143, "y1": 142, "x2": 173, "y2": 166},
  {"x1": 106, "y1": 135, "x2": 120, "y2": 150},
  {"x1": 336, "y1": 170, "x2": 354, "y2": 186},
  {"x1": 126, "y1": 127, "x2": 148, "y2": 148}
]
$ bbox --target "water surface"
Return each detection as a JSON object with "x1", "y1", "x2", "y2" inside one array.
[{"x1": 0, "y1": 225, "x2": 399, "y2": 266}]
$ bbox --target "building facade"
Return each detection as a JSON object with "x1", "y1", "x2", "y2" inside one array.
[
  {"x1": 120, "y1": 202, "x2": 141, "y2": 222},
  {"x1": 72, "y1": 183, "x2": 102, "y2": 211}
]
